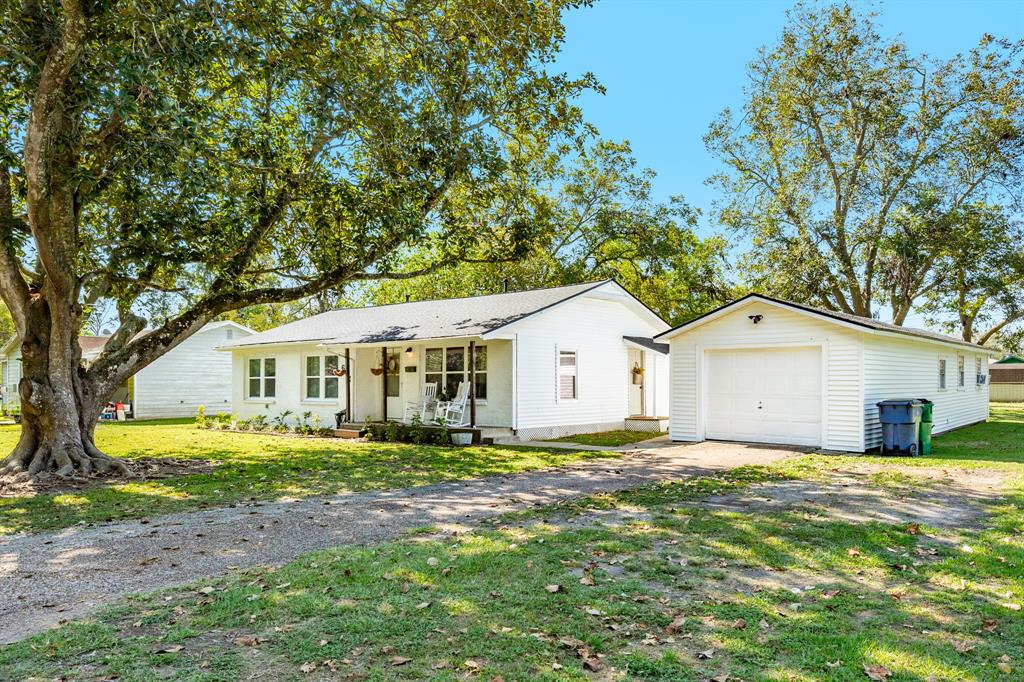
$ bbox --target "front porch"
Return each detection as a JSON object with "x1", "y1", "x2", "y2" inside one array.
[{"x1": 323, "y1": 337, "x2": 512, "y2": 430}]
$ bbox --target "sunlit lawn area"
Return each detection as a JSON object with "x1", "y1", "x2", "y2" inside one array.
[
  {"x1": 550, "y1": 429, "x2": 665, "y2": 447},
  {"x1": 2, "y1": 405, "x2": 1021, "y2": 681},
  {"x1": 0, "y1": 419, "x2": 615, "y2": 535}
]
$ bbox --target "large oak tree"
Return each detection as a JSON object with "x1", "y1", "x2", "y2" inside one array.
[
  {"x1": 707, "y1": 2, "x2": 1024, "y2": 322},
  {"x1": 0, "y1": 0, "x2": 592, "y2": 478}
]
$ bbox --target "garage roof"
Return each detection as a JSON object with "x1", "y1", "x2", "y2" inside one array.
[{"x1": 654, "y1": 294, "x2": 992, "y2": 352}]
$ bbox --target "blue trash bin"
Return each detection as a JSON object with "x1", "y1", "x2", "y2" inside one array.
[{"x1": 877, "y1": 400, "x2": 923, "y2": 456}]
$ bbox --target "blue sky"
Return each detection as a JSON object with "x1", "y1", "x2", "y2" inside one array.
[{"x1": 555, "y1": 0, "x2": 1024, "y2": 237}]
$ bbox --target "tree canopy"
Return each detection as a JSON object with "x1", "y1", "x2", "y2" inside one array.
[
  {"x1": 707, "y1": 2, "x2": 1024, "y2": 330},
  {"x1": 359, "y1": 140, "x2": 733, "y2": 324}
]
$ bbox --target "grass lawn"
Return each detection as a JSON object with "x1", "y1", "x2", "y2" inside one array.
[
  {"x1": 550, "y1": 429, "x2": 665, "y2": 447},
  {"x1": 0, "y1": 420, "x2": 615, "y2": 535},
  {"x1": 2, "y1": 405, "x2": 1021, "y2": 680}
]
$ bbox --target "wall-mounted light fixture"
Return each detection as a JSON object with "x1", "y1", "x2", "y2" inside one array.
[
  {"x1": 404, "y1": 346, "x2": 415, "y2": 361},
  {"x1": 748, "y1": 314, "x2": 764, "y2": 324}
]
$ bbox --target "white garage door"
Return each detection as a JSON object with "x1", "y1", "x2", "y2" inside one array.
[{"x1": 705, "y1": 347, "x2": 822, "y2": 447}]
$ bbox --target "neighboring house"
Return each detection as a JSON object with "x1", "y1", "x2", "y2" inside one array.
[
  {"x1": 220, "y1": 280, "x2": 670, "y2": 440},
  {"x1": 655, "y1": 294, "x2": 994, "y2": 452},
  {"x1": 990, "y1": 356, "x2": 1024, "y2": 402},
  {"x1": 0, "y1": 321, "x2": 252, "y2": 418}
]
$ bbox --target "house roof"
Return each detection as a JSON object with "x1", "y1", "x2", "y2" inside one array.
[
  {"x1": 78, "y1": 335, "x2": 112, "y2": 356},
  {"x1": 623, "y1": 336, "x2": 670, "y2": 355},
  {"x1": 221, "y1": 280, "x2": 661, "y2": 349},
  {"x1": 1, "y1": 321, "x2": 254, "y2": 359},
  {"x1": 654, "y1": 293, "x2": 992, "y2": 352},
  {"x1": 993, "y1": 355, "x2": 1024, "y2": 364}
]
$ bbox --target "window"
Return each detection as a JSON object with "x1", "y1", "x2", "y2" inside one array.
[
  {"x1": 386, "y1": 349, "x2": 400, "y2": 398},
  {"x1": 304, "y1": 354, "x2": 339, "y2": 400},
  {"x1": 957, "y1": 353, "x2": 965, "y2": 389},
  {"x1": 247, "y1": 358, "x2": 276, "y2": 398},
  {"x1": 976, "y1": 356, "x2": 983, "y2": 389},
  {"x1": 938, "y1": 358, "x2": 946, "y2": 390},
  {"x1": 558, "y1": 350, "x2": 577, "y2": 400},
  {"x1": 424, "y1": 345, "x2": 487, "y2": 400}
]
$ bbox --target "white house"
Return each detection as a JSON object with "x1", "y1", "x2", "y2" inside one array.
[
  {"x1": 220, "y1": 280, "x2": 670, "y2": 440},
  {"x1": 654, "y1": 294, "x2": 994, "y2": 452},
  {"x1": 0, "y1": 321, "x2": 252, "y2": 419}
]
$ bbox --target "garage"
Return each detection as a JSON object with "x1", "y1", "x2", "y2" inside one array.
[
  {"x1": 705, "y1": 347, "x2": 822, "y2": 446},
  {"x1": 655, "y1": 294, "x2": 993, "y2": 452}
]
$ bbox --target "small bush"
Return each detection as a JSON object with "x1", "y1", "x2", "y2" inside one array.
[
  {"x1": 365, "y1": 420, "x2": 452, "y2": 445},
  {"x1": 195, "y1": 405, "x2": 208, "y2": 429}
]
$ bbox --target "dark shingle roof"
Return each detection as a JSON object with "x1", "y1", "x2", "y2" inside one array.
[
  {"x1": 222, "y1": 281, "x2": 613, "y2": 348},
  {"x1": 623, "y1": 336, "x2": 669, "y2": 355}
]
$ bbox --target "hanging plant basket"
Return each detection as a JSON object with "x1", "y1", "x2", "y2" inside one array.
[
  {"x1": 331, "y1": 368, "x2": 347, "y2": 377},
  {"x1": 631, "y1": 364, "x2": 644, "y2": 385},
  {"x1": 370, "y1": 366, "x2": 385, "y2": 376}
]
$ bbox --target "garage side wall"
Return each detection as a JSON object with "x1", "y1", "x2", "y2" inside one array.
[
  {"x1": 667, "y1": 302, "x2": 863, "y2": 451},
  {"x1": 862, "y1": 335, "x2": 989, "y2": 448}
]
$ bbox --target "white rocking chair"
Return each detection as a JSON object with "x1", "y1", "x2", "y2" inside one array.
[
  {"x1": 434, "y1": 381, "x2": 471, "y2": 427},
  {"x1": 404, "y1": 382, "x2": 438, "y2": 423}
]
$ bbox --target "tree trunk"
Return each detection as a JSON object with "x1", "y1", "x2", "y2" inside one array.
[{"x1": 0, "y1": 298, "x2": 127, "y2": 480}]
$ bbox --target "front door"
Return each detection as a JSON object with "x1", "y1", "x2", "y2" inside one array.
[
  {"x1": 628, "y1": 348, "x2": 644, "y2": 416},
  {"x1": 385, "y1": 348, "x2": 402, "y2": 419}
]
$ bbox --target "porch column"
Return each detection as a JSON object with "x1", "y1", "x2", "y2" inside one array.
[
  {"x1": 344, "y1": 347, "x2": 351, "y2": 422},
  {"x1": 381, "y1": 346, "x2": 388, "y2": 422},
  {"x1": 469, "y1": 340, "x2": 476, "y2": 427}
]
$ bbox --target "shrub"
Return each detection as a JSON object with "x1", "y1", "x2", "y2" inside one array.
[
  {"x1": 195, "y1": 405, "x2": 208, "y2": 429},
  {"x1": 365, "y1": 420, "x2": 453, "y2": 445},
  {"x1": 250, "y1": 415, "x2": 268, "y2": 432}
]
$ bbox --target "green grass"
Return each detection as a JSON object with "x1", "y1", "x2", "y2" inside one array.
[
  {"x1": 2, "y1": 406, "x2": 1022, "y2": 680},
  {"x1": 0, "y1": 420, "x2": 615, "y2": 535},
  {"x1": 549, "y1": 429, "x2": 665, "y2": 447}
]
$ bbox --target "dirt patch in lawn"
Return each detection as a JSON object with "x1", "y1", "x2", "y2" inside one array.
[
  {"x1": 699, "y1": 465, "x2": 1008, "y2": 531},
  {"x1": 0, "y1": 457, "x2": 217, "y2": 498}
]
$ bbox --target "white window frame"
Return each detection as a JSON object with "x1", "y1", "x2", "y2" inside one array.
[
  {"x1": 303, "y1": 353, "x2": 341, "y2": 402},
  {"x1": 423, "y1": 345, "x2": 488, "y2": 403},
  {"x1": 556, "y1": 348, "x2": 578, "y2": 401},
  {"x1": 957, "y1": 353, "x2": 965, "y2": 390},
  {"x1": 246, "y1": 357, "x2": 276, "y2": 400},
  {"x1": 938, "y1": 357, "x2": 947, "y2": 391},
  {"x1": 975, "y1": 356, "x2": 984, "y2": 389}
]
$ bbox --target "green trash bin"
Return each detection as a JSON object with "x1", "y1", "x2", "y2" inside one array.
[{"x1": 918, "y1": 399, "x2": 934, "y2": 456}]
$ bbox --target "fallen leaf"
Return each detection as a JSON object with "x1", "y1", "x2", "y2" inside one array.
[
  {"x1": 997, "y1": 655, "x2": 1012, "y2": 674},
  {"x1": 583, "y1": 657, "x2": 602, "y2": 671},
  {"x1": 665, "y1": 615, "x2": 686, "y2": 634},
  {"x1": 580, "y1": 574, "x2": 595, "y2": 586},
  {"x1": 982, "y1": 619, "x2": 998, "y2": 632},
  {"x1": 156, "y1": 644, "x2": 184, "y2": 654},
  {"x1": 299, "y1": 662, "x2": 317, "y2": 673},
  {"x1": 390, "y1": 656, "x2": 412, "y2": 667},
  {"x1": 712, "y1": 675, "x2": 730, "y2": 682},
  {"x1": 906, "y1": 523, "x2": 921, "y2": 535},
  {"x1": 545, "y1": 584, "x2": 562, "y2": 593},
  {"x1": 233, "y1": 637, "x2": 258, "y2": 647},
  {"x1": 464, "y1": 659, "x2": 482, "y2": 671},
  {"x1": 953, "y1": 640, "x2": 975, "y2": 653},
  {"x1": 847, "y1": 548, "x2": 862, "y2": 557},
  {"x1": 759, "y1": 618, "x2": 770, "y2": 630},
  {"x1": 416, "y1": 601, "x2": 431, "y2": 610},
  {"x1": 863, "y1": 663, "x2": 892, "y2": 680},
  {"x1": 1001, "y1": 602, "x2": 1021, "y2": 611},
  {"x1": 731, "y1": 618, "x2": 747, "y2": 630},
  {"x1": 696, "y1": 649, "x2": 715, "y2": 660},
  {"x1": 426, "y1": 557, "x2": 439, "y2": 566}
]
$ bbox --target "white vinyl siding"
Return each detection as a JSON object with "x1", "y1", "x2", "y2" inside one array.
[
  {"x1": 132, "y1": 323, "x2": 252, "y2": 419},
  {"x1": 511, "y1": 289, "x2": 669, "y2": 436},
  {"x1": 862, "y1": 335, "x2": 989, "y2": 448}
]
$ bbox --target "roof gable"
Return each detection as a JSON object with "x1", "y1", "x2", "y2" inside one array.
[{"x1": 655, "y1": 293, "x2": 991, "y2": 352}]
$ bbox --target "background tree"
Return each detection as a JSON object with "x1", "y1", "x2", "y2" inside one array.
[
  {"x1": 707, "y1": 2, "x2": 1024, "y2": 321},
  {"x1": 360, "y1": 140, "x2": 733, "y2": 324},
  {"x1": 0, "y1": 0, "x2": 592, "y2": 478},
  {"x1": 915, "y1": 203, "x2": 1024, "y2": 344}
]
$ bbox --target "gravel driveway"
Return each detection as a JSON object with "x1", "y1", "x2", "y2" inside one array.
[{"x1": 0, "y1": 440, "x2": 793, "y2": 644}]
